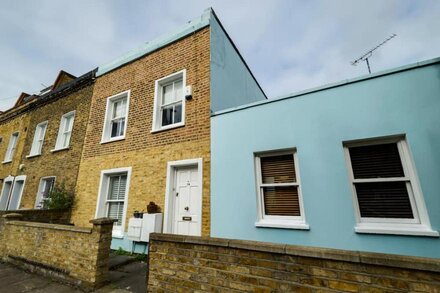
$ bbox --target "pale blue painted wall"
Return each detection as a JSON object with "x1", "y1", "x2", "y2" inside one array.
[
  {"x1": 211, "y1": 60, "x2": 440, "y2": 258},
  {"x1": 111, "y1": 234, "x2": 148, "y2": 254},
  {"x1": 210, "y1": 14, "x2": 266, "y2": 112}
]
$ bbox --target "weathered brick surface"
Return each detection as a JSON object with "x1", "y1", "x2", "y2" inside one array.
[
  {"x1": 71, "y1": 27, "x2": 211, "y2": 235},
  {"x1": 18, "y1": 84, "x2": 94, "y2": 209},
  {"x1": 0, "y1": 76, "x2": 94, "y2": 211},
  {"x1": 0, "y1": 111, "x2": 31, "y2": 178},
  {"x1": 0, "y1": 208, "x2": 71, "y2": 224},
  {"x1": 0, "y1": 215, "x2": 115, "y2": 289},
  {"x1": 147, "y1": 234, "x2": 440, "y2": 292}
]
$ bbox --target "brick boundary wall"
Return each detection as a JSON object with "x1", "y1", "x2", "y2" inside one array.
[
  {"x1": 0, "y1": 214, "x2": 116, "y2": 290},
  {"x1": 147, "y1": 233, "x2": 440, "y2": 292},
  {"x1": 0, "y1": 208, "x2": 71, "y2": 224}
]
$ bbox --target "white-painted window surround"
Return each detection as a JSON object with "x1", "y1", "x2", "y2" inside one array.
[
  {"x1": 53, "y1": 111, "x2": 75, "y2": 151},
  {"x1": 344, "y1": 136, "x2": 438, "y2": 237},
  {"x1": 254, "y1": 150, "x2": 309, "y2": 230},
  {"x1": 27, "y1": 121, "x2": 48, "y2": 157},
  {"x1": 101, "y1": 90, "x2": 130, "y2": 143},
  {"x1": 95, "y1": 167, "x2": 131, "y2": 237},
  {"x1": 152, "y1": 70, "x2": 186, "y2": 132},
  {"x1": 0, "y1": 175, "x2": 26, "y2": 211},
  {"x1": 34, "y1": 176, "x2": 56, "y2": 209},
  {"x1": 3, "y1": 132, "x2": 19, "y2": 163}
]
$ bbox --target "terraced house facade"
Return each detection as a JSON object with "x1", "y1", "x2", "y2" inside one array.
[
  {"x1": 66, "y1": 8, "x2": 265, "y2": 251},
  {"x1": 0, "y1": 70, "x2": 95, "y2": 212}
]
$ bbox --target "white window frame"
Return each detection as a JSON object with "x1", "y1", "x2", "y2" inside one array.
[
  {"x1": 27, "y1": 121, "x2": 48, "y2": 158},
  {"x1": 0, "y1": 175, "x2": 26, "y2": 211},
  {"x1": 0, "y1": 176, "x2": 14, "y2": 210},
  {"x1": 8, "y1": 175, "x2": 26, "y2": 210},
  {"x1": 34, "y1": 176, "x2": 56, "y2": 209},
  {"x1": 151, "y1": 69, "x2": 186, "y2": 132},
  {"x1": 344, "y1": 136, "x2": 438, "y2": 237},
  {"x1": 101, "y1": 90, "x2": 130, "y2": 144},
  {"x1": 95, "y1": 167, "x2": 132, "y2": 238},
  {"x1": 52, "y1": 111, "x2": 75, "y2": 151},
  {"x1": 3, "y1": 132, "x2": 19, "y2": 163},
  {"x1": 254, "y1": 149, "x2": 309, "y2": 230}
]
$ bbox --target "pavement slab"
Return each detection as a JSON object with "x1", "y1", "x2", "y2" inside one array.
[{"x1": 0, "y1": 258, "x2": 147, "y2": 293}]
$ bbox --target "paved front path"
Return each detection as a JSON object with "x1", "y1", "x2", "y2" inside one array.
[{"x1": 0, "y1": 261, "x2": 147, "y2": 293}]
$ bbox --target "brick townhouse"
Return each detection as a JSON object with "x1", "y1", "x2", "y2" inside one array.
[
  {"x1": 65, "y1": 8, "x2": 266, "y2": 251},
  {"x1": 0, "y1": 70, "x2": 95, "y2": 211}
]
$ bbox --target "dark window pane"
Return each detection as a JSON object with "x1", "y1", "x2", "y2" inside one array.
[
  {"x1": 263, "y1": 186, "x2": 300, "y2": 216},
  {"x1": 355, "y1": 181, "x2": 414, "y2": 219},
  {"x1": 349, "y1": 143, "x2": 404, "y2": 179},
  {"x1": 174, "y1": 103, "x2": 182, "y2": 123},
  {"x1": 111, "y1": 119, "x2": 125, "y2": 137},
  {"x1": 261, "y1": 154, "x2": 296, "y2": 184},
  {"x1": 161, "y1": 106, "x2": 173, "y2": 126}
]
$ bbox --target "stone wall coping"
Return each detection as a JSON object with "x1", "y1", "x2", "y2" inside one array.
[
  {"x1": 7, "y1": 221, "x2": 92, "y2": 234},
  {"x1": 89, "y1": 218, "x2": 118, "y2": 225},
  {"x1": 149, "y1": 233, "x2": 440, "y2": 273},
  {"x1": 2, "y1": 213, "x2": 23, "y2": 219}
]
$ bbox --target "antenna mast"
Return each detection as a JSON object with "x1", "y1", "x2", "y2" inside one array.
[{"x1": 351, "y1": 34, "x2": 397, "y2": 74}]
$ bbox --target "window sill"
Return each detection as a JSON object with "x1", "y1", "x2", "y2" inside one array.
[
  {"x1": 1, "y1": 160, "x2": 12, "y2": 164},
  {"x1": 355, "y1": 223, "x2": 439, "y2": 237},
  {"x1": 26, "y1": 154, "x2": 41, "y2": 159},
  {"x1": 255, "y1": 220, "x2": 310, "y2": 230},
  {"x1": 151, "y1": 122, "x2": 185, "y2": 134},
  {"x1": 100, "y1": 136, "x2": 125, "y2": 145},
  {"x1": 51, "y1": 147, "x2": 70, "y2": 153}
]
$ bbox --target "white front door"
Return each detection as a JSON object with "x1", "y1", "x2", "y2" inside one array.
[{"x1": 173, "y1": 166, "x2": 201, "y2": 236}]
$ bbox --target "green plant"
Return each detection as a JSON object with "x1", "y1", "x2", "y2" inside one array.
[{"x1": 43, "y1": 183, "x2": 74, "y2": 209}]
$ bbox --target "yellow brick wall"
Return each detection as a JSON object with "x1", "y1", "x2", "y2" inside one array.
[
  {"x1": 0, "y1": 216, "x2": 115, "y2": 288},
  {"x1": 148, "y1": 234, "x2": 440, "y2": 292},
  {"x1": 18, "y1": 85, "x2": 94, "y2": 209},
  {"x1": 0, "y1": 111, "x2": 31, "y2": 179},
  {"x1": 71, "y1": 27, "x2": 211, "y2": 236}
]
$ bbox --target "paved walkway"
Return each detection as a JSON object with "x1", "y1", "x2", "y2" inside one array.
[{"x1": 0, "y1": 260, "x2": 147, "y2": 293}]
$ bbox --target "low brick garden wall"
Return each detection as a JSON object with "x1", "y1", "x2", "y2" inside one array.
[
  {"x1": 147, "y1": 233, "x2": 440, "y2": 292},
  {"x1": 0, "y1": 208, "x2": 71, "y2": 224},
  {"x1": 0, "y1": 213, "x2": 115, "y2": 289}
]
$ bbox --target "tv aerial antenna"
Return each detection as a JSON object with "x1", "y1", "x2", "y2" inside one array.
[{"x1": 351, "y1": 34, "x2": 397, "y2": 74}]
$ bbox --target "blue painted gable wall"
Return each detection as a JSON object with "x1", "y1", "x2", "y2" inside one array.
[
  {"x1": 210, "y1": 15, "x2": 266, "y2": 112},
  {"x1": 211, "y1": 60, "x2": 440, "y2": 258}
]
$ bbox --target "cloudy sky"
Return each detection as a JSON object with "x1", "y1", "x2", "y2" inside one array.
[{"x1": 1, "y1": 0, "x2": 439, "y2": 110}]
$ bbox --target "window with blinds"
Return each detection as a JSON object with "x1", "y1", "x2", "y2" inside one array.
[
  {"x1": 106, "y1": 174, "x2": 127, "y2": 226},
  {"x1": 347, "y1": 141, "x2": 416, "y2": 221},
  {"x1": 257, "y1": 152, "x2": 302, "y2": 217}
]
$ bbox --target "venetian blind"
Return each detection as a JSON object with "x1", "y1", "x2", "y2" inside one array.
[
  {"x1": 349, "y1": 143, "x2": 413, "y2": 219},
  {"x1": 260, "y1": 154, "x2": 300, "y2": 216}
]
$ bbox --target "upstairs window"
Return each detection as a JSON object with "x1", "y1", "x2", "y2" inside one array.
[
  {"x1": 345, "y1": 137, "x2": 438, "y2": 236},
  {"x1": 54, "y1": 111, "x2": 75, "y2": 151},
  {"x1": 3, "y1": 132, "x2": 19, "y2": 163},
  {"x1": 152, "y1": 70, "x2": 186, "y2": 131},
  {"x1": 28, "y1": 121, "x2": 48, "y2": 157},
  {"x1": 255, "y1": 150, "x2": 308, "y2": 229},
  {"x1": 102, "y1": 91, "x2": 129, "y2": 143}
]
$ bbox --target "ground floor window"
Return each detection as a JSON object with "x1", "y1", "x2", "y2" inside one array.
[
  {"x1": 35, "y1": 177, "x2": 55, "y2": 209},
  {"x1": 96, "y1": 167, "x2": 131, "y2": 237},
  {"x1": 0, "y1": 175, "x2": 26, "y2": 211}
]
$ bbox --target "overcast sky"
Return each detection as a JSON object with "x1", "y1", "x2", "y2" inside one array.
[{"x1": 1, "y1": 0, "x2": 439, "y2": 110}]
